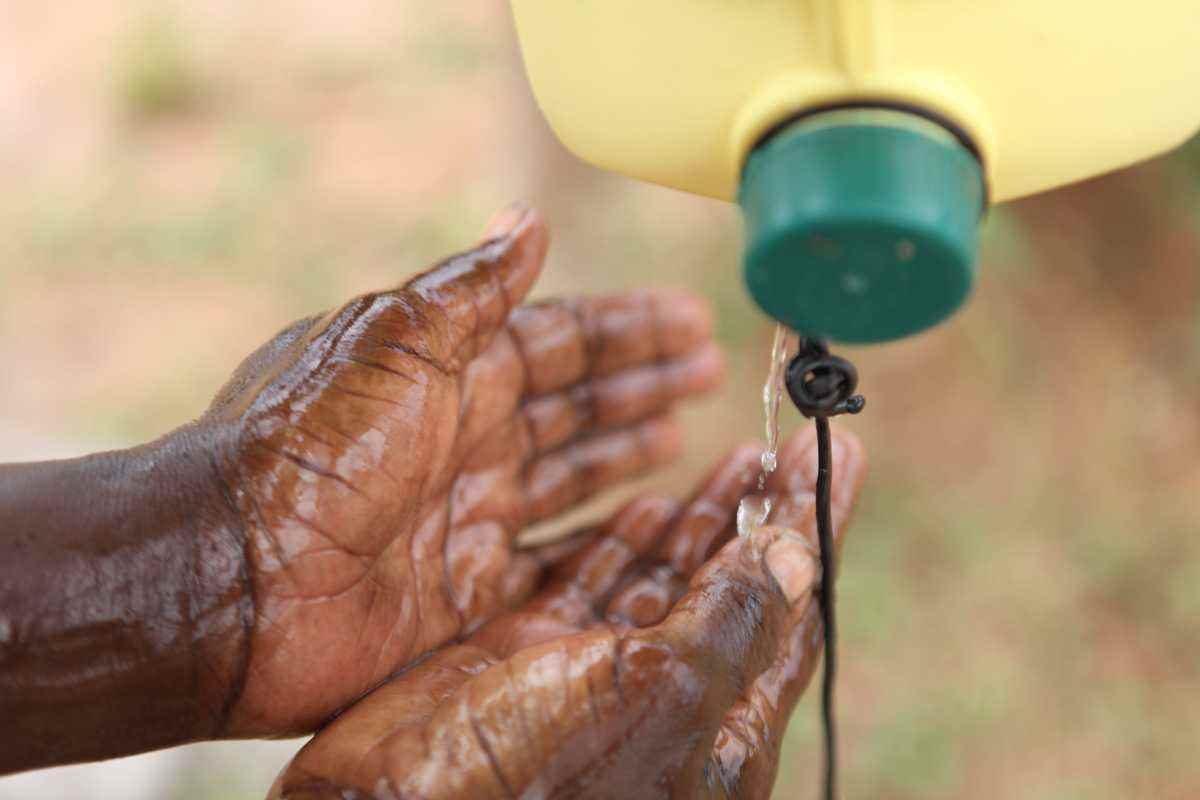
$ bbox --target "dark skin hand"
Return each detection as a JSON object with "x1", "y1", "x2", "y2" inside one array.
[
  {"x1": 0, "y1": 207, "x2": 724, "y2": 771},
  {"x1": 204, "y1": 206, "x2": 725, "y2": 738},
  {"x1": 270, "y1": 428, "x2": 867, "y2": 800}
]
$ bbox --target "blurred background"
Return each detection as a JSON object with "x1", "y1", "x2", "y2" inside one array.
[{"x1": 2, "y1": 2, "x2": 1198, "y2": 798}]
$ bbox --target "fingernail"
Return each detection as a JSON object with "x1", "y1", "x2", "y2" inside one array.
[
  {"x1": 483, "y1": 203, "x2": 529, "y2": 240},
  {"x1": 765, "y1": 539, "x2": 817, "y2": 605}
]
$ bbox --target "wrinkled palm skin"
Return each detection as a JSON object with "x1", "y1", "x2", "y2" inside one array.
[
  {"x1": 206, "y1": 208, "x2": 725, "y2": 735},
  {"x1": 0, "y1": 204, "x2": 868, "y2": 798},
  {"x1": 269, "y1": 428, "x2": 866, "y2": 800}
]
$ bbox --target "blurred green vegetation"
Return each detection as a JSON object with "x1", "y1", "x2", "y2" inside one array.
[
  {"x1": 1, "y1": 2, "x2": 1198, "y2": 799},
  {"x1": 115, "y1": 11, "x2": 207, "y2": 121}
]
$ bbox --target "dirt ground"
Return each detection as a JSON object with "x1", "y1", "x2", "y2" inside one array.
[{"x1": 2, "y1": 2, "x2": 1199, "y2": 798}]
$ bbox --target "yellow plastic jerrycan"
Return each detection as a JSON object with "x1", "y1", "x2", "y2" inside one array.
[{"x1": 509, "y1": 1, "x2": 1200, "y2": 343}]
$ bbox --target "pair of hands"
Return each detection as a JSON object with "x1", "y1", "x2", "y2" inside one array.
[{"x1": 175, "y1": 207, "x2": 867, "y2": 797}]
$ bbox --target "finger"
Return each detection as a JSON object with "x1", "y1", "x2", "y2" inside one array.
[
  {"x1": 437, "y1": 627, "x2": 705, "y2": 799},
  {"x1": 456, "y1": 289, "x2": 718, "y2": 465},
  {"x1": 519, "y1": 343, "x2": 724, "y2": 454},
  {"x1": 497, "y1": 555, "x2": 543, "y2": 611},
  {"x1": 276, "y1": 629, "x2": 644, "y2": 799},
  {"x1": 498, "y1": 525, "x2": 603, "y2": 608},
  {"x1": 444, "y1": 520, "x2": 514, "y2": 633},
  {"x1": 522, "y1": 415, "x2": 682, "y2": 525},
  {"x1": 276, "y1": 624, "x2": 716, "y2": 799},
  {"x1": 468, "y1": 611, "x2": 583, "y2": 660},
  {"x1": 764, "y1": 426, "x2": 867, "y2": 556},
  {"x1": 605, "y1": 425, "x2": 858, "y2": 631},
  {"x1": 507, "y1": 289, "x2": 715, "y2": 397},
  {"x1": 404, "y1": 205, "x2": 549, "y2": 364},
  {"x1": 523, "y1": 495, "x2": 680, "y2": 627},
  {"x1": 602, "y1": 443, "x2": 761, "y2": 627},
  {"x1": 268, "y1": 644, "x2": 500, "y2": 798},
  {"x1": 708, "y1": 601, "x2": 824, "y2": 798},
  {"x1": 703, "y1": 430, "x2": 867, "y2": 796},
  {"x1": 768, "y1": 425, "x2": 865, "y2": 516},
  {"x1": 465, "y1": 493, "x2": 676, "y2": 653},
  {"x1": 658, "y1": 443, "x2": 763, "y2": 574},
  {"x1": 650, "y1": 525, "x2": 822, "y2": 713},
  {"x1": 597, "y1": 563, "x2": 686, "y2": 630}
]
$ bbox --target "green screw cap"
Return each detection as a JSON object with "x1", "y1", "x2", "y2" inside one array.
[{"x1": 739, "y1": 108, "x2": 985, "y2": 343}]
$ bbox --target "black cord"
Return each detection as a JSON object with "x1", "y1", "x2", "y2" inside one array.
[
  {"x1": 785, "y1": 338, "x2": 865, "y2": 800},
  {"x1": 815, "y1": 416, "x2": 838, "y2": 800}
]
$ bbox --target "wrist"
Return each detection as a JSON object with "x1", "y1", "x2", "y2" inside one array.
[
  {"x1": 153, "y1": 420, "x2": 255, "y2": 738},
  {"x1": 0, "y1": 421, "x2": 252, "y2": 772}
]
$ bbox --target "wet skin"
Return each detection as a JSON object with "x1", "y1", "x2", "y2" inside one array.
[
  {"x1": 0, "y1": 207, "x2": 721, "y2": 770},
  {"x1": 0, "y1": 207, "x2": 867, "y2": 797},
  {"x1": 271, "y1": 428, "x2": 865, "y2": 800}
]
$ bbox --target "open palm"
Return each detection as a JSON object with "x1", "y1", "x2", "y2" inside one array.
[
  {"x1": 267, "y1": 428, "x2": 866, "y2": 799},
  {"x1": 202, "y1": 207, "x2": 723, "y2": 736}
]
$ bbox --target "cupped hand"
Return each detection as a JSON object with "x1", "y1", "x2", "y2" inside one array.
[
  {"x1": 204, "y1": 207, "x2": 724, "y2": 736},
  {"x1": 267, "y1": 428, "x2": 866, "y2": 800}
]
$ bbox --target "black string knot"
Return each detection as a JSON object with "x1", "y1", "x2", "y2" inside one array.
[{"x1": 784, "y1": 338, "x2": 866, "y2": 419}]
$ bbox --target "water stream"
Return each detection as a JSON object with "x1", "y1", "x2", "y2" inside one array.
[{"x1": 736, "y1": 323, "x2": 795, "y2": 538}]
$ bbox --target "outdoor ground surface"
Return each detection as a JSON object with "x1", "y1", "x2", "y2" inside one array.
[{"x1": 2, "y1": 3, "x2": 1199, "y2": 798}]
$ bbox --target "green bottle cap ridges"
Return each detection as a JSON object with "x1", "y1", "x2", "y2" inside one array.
[{"x1": 739, "y1": 108, "x2": 985, "y2": 343}]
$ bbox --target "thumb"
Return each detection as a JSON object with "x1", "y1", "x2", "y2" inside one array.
[
  {"x1": 652, "y1": 527, "x2": 819, "y2": 711},
  {"x1": 404, "y1": 204, "x2": 549, "y2": 362}
]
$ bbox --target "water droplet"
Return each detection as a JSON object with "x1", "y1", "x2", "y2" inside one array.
[{"x1": 737, "y1": 495, "x2": 772, "y2": 538}]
